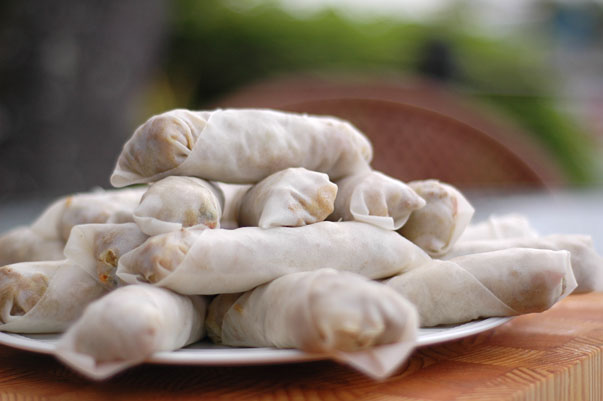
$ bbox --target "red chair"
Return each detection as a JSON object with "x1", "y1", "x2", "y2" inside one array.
[{"x1": 215, "y1": 75, "x2": 565, "y2": 188}]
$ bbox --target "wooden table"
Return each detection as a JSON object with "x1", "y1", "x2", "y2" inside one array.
[{"x1": 0, "y1": 292, "x2": 601, "y2": 401}]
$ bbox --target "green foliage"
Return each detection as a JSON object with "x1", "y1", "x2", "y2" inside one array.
[
  {"x1": 479, "y1": 94, "x2": 595, "y2": 184},
  {"x1": 159, "y1": 0, "x2": 597, "y2": 184}
]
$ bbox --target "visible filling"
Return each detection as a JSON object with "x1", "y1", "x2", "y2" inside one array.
[
  {"x1": 97, "y1": 248, "x2": 119, "y2": 288},
  {"x1": 0, "y1": 266, "x2": 49, "y2": 321},
  {"x1": 297, "y1": 185, "x2": 337, "y2": 222},
  {"x1": 125, "y1": 115, "x2": 201, "y2": 177},
  {"x1": 132, "y1": 230, "x2": 195, "y2": 283},
  {"x1": 206, "y1": 293, "x2": 242, "y2": 344}
]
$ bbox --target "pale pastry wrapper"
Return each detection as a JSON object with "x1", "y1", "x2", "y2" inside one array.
[
  {"x1": 110, "y1": 109, "x2": 373, "y2": 187},
  {"x1": 55, "y1": 284, "x2": 206, "y2": 381},
  {"x1": 0, "y1": 260, "x2": 108, "y2": 333},
  {"x1": 207, "y1": 269, "x2": 418, "y2": 380},
  {"x1": 133, "y1": 176, "x2": 224, "y2": 236},
  {"x1": 238, "y1": 167, "x2": 337, "y2": 228},
  {"x1": 398, "y1": 180, "x2": 474, "y2": 257},
  {"x1": 329, "y1": 170, "x2": 425, "y2": 230},
  {"x1": 458, "y1": 213, "x2": 538, "y2": 243},
  {"x1": 0, "y1": 226, "x2": 65, "y2": 266},
  {"x1": 387, "y1": 248, "x2": 576, "y2": 327},
  {"x1": 0, "y1": 188, "x2": 143, "y2": 265},
  {"x1": 117, "y1": 221, "x2": 431, "y2": 295},
  {"x1": 27, "y1": 187, "x2": 145, "y2": 244},
  {"x1": 444, "y1": 234, "x2": 603, "y2": 293},
  {"x1": 63, "y1": 223, "x2": 149, "y2": 290},
  {"x1": 216, "y1": 182, "x2": 251, "y2": 229}
]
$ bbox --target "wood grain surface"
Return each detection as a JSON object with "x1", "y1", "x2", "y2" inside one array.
[{"x1": 0, "y1": 293, "x2": 602, "y2": 401}]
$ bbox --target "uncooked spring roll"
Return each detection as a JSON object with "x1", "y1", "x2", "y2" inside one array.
[
  {"x1": 444, "y1": 234, "x2": 603, "y2": 293},
  {"x1": 110, "y1": 109, "x2": 373, "y2": 187},
  {"x1": 133, "y1": 176, "x2": 224, "y2": 236},
  {"x1": 329, "y1": 171, "x2": 425, "y2": 230},
  {"x1": 33, "y1": 188, "x2": 145, "y2": 242},
  {"x1": 0, "y1": 260, "x2": 108, "y2": 333},
  {"x1": 387, "y1": 248, "x2": 576, "y2": 327},
  {"x1": 398, "y1": 180, "x2": 474, "y2": 256},
  {"x1": 458, "y1": 213, "x2": 538, "y2": 243},
  {"x1": 63, "y1": 223, "x2": 148, "y2": 290},
  {"x1": 216, "y1": 182, "x2": 251, "y2": 229},
  {"x1": 0, "y1": 227, "x2": 65, "y2": 265},
  {"x1": 55, "y1": 284, "x2": 206, "y2": 380},
  {"x1": 207, "y1": 268, "x2": 418, "y2": 379},
  {"x1": 238, "y1": 167, "x2": 337, "y2": 228},
  {"x1": 117, "y1": 221, "x2": 430, "y2": 295},
  {"x1": 0, "y1": 188, "x2": 145, "y2": 266}
]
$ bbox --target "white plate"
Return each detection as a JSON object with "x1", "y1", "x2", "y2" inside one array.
[{"x1": 0, "y1": 317, "x2": 511, "y2": 366}]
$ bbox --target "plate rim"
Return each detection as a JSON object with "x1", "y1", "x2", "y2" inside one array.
[{"x1": 0, "y1": 316, "x2": 512, "y2": 366}]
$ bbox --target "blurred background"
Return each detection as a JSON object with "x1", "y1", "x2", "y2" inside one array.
[{"x1": 1, "y1": 0, "x2": 602, "y2": 200}]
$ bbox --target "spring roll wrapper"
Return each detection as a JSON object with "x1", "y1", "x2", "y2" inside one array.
[
  {"x1": 329, "y1": 171, "x2": 425, "y2": 230},
  {"x1": 238, "y1": 167, "x2": 337, "y2": 228},
  {"x1": 0, "y1": 226, "x2": 65, "y2": 265},
  {"x1": 117, "y1": 221, "x2": 431, "y2": 295},
  {"x1": 387, "y1": 248, "x2": 577, "y2": 327},
  {"x1": 207, "y1": 269, "x2": 418, "y2": 380},
  {"x1": 0, "y1": 260, "x2": 108, "y2": 333},
  {"x1": 216, "y1": 182, "x2": 251, "y2": 229},
  {"x1": 29, "y1": 188, "x2": 145, "y2": 243},
  {"x1": 0, "y1": 188, "x2": 142, "y2": 265},
  {"x1": 458, "y1": 213, "x2": 539, "y2": 243},
  {"x1": 398, "y1": 180, "x2": 474, "y2": 257},
  {"x1": 63, "y1": 223, "x2": 149, "y2": 290},
  {"x1": 444, "y1": 234, "x2": 603, "y2": 293},
  {"x1": 55, "y1": 284, "x2": 206, "y2": 380},
  {"x1": 110, "y1": 109, "x2": 373, "y2": 187},
  {"x1": 133, "y1": 176, "x2": 224, "y2": 236}
]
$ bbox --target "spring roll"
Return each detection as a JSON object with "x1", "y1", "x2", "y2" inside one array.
[
  {"x1": 0, "y1": 188, "x2": 143, "y2": 265},
  {"x1": 0, "y1": 260, "x2": 108, "y2": 333},
  {"x1": 0, "y1": 188, "x2": 146, "y2": 267},
  {"x1": 329, "y1": 171, "x2": 425, "y2": 230},
  {"x1": 238, "y1": 167, "x2": 337, "y2": 228},
  {"x1": 63, "y1": 223, "x2": 148, "y2": 290},
  {"x1": 110, "y1": 109, "x2": 373, "y2": 187},
  {"x1": 207, "y1": 268, "x2": 418, "y2": 379},
  {"x1": 34, "y1": 188, "x2": 145, "y2": 243},
  {"x1": 133, "y1": 176, "x2": 224, "y2": 236},
  {"x1": 398, "y1": 180, "x2": 474, "y2": 256},
  {"x1": 215, "y1": 182, "x2": 251, "y2": 229},
  {"x1": 55, "y1": 284, "x2": 206, "y2": 380},
  {"x1": 0, "y1": 227, "x2": 65, "y2": 265},
  {"x1": 117, "y1": 221, "x2": 431, "y2": 295},
  {"x1": 444, "y1": 234, "x2": 603, "y2": 293},
  {"x1": 387, "y1": 248, "x2": 576, "y2": 327},
  {"x1": 458, "y1": 213, "x2": 538, "y2": 243}
]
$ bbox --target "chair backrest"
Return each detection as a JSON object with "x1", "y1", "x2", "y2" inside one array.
[{"x1": 215, "y1": 76, "x2": 566, "y2": 188}]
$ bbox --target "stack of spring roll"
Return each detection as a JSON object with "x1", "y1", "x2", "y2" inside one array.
[{"x1": 0, "y1": 108, "x2": 600, "y2": 380}]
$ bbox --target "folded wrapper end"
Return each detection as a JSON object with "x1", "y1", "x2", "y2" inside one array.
[
  {"x1": 62, "y1": 226, "x2": 97, "y2": 280},
  {"x1": 592, "y1": 261, "x2": 603, "y2": 293},
  {"x1": 133, "y1": 215, "x2": 184, "y2": 237},
  {"x1": 580, "y1": 245, "x2": 603, "y2": 293},
  {"x1": 333, "y1": 340, "x2": 417, "y2": 380},
  {"x1": 331, "y1": 298, "x2": 419, "y2": 380},
  {"x1": 115, "y1": 253, "x2": 180, "y2": 288},
  {"x1": 115, "y1": 248, "x2": 157, "y2": 286},
  {"x1": 110, "y1": 169, "x2": 147, "y2": 188},
  {"x1": 115, "y1": 269, "x2": 147, "y2": 286},
  {"x1": 560, "y1": 250, "x2": 579, "y2": 298},
  {"x1": 54, "y1": 348, "x2": 144, "y2": 381},
  {"x1": 350, "y1": 212, "x2": 396, "y2": 231}
]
